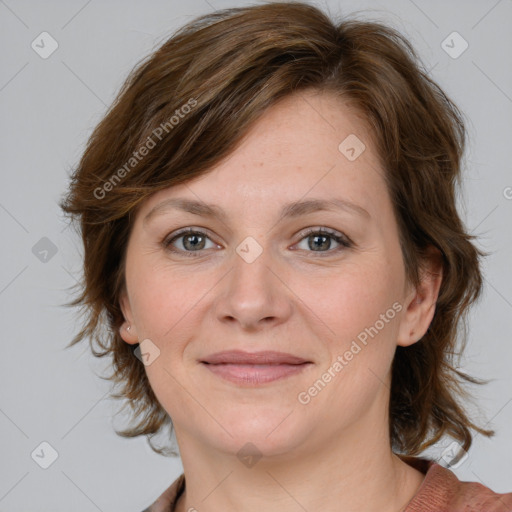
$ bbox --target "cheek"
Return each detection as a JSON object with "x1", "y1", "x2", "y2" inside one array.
[
  {"x1": 297, "y1": 267, "x2": 401, "y2": 424},
  {"x1": 302, "y1": 259, "x2": 403, "y2": 406},
  {"x1": 303, "y1": 261, "x2": 402, "y2": 344},
  {"x1": 127, "y1": 259, "x2": 207, "y2": 338}
]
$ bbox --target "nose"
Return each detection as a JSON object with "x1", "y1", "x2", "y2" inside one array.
[{"x1": 213, "y1": 241, "x2": 293, "y2": 332}]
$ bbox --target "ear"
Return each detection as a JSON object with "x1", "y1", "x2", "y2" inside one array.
[
  {"x1": 119, "y1": 287, "x2": 139, "y2": 345},
  {"x1": 397, "y1": 245, "x2": 443, "y2": 347}
]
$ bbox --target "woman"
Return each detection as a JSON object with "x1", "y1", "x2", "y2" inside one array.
[{"x1": 60, "y1": 2, "x2": 512, "y2": 511}]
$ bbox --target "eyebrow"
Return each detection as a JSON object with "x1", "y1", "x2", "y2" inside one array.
[{"x1": 143, "y1": 196, "x2": 371, "y2": 225}]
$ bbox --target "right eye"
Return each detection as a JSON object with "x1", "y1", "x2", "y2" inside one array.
[{"x1": 163, "y1": 228, "x2": 219, "y2": 257}]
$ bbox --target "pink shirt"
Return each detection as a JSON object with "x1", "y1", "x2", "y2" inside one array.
[{"x1": 142, "y1": 458, "x2": 512, "y2": 511}]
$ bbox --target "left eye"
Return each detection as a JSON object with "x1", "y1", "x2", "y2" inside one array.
[
  {"x1": 163, "y1": 228, "x2": 352, "y2": 256},
  {"x1": 294, "y1": 228, "x2": 352, "y2": 253}
]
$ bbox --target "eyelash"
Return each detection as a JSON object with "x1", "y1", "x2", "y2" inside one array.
[{"x1": 162, "y1": 227, "x2": 354, "y2": 258}]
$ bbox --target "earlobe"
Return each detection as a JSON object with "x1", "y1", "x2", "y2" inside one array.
[
  {"x1": 119, "y1": 290, "x2": 139, "y2": 345},
  {"x1": 119, "y1": 321, "x2": 139, "y2": 344},
  {"x1": 397, "y1": 246, "x2": 443, "y2": 348}
]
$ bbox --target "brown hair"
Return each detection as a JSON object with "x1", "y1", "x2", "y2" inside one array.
[{"x1": 59, "y1": 1, "x2": 493, "y2": 457}]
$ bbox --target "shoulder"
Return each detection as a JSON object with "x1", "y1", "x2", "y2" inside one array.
[
  {"x1": 404, "y1": 458, "x2": 512, "y2": 512},
  {"x1": 141, "y1": 473, "x2": 185, "y2": 512},
  {"x1": 141, "y1": 462, "x2": 512, "y2": 512}
]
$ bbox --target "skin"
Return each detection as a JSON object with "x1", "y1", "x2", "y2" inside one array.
[{"x1": 119, "y1": 89, "x2": 443, "y2": 512}]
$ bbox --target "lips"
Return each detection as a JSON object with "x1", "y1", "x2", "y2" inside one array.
[
  {"x1": 200, "y1": 350, "x2": 312, "y2": 385},
  {"x1": 201, "y1": 350, "x2": 310, "y2": 365}
]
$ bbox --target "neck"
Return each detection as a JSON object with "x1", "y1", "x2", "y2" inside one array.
[{"x1": 173, "y1": 415, "x2": 425, "y2": 512}]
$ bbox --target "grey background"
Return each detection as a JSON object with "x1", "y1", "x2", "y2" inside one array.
[{"x1": 0, "y1": 0, "x2": 511, "y2": 510}]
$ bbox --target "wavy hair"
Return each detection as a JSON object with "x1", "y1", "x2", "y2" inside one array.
[{"x1": 60, "y1": 1, "x2": 493, "y2": 456}]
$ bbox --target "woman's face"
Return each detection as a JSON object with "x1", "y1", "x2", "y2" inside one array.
[{"x1": 119, "y1": 90, "x2": 433, "y2": 459}]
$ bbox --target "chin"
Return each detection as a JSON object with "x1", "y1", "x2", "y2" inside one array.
[{"x1": 206, "y1": 410, "x2": 310, "y2": 459}]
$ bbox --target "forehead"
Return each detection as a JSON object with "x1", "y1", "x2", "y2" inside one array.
[{"x1": 139, "y1": 90, "x2": 388, "y2": 218}]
